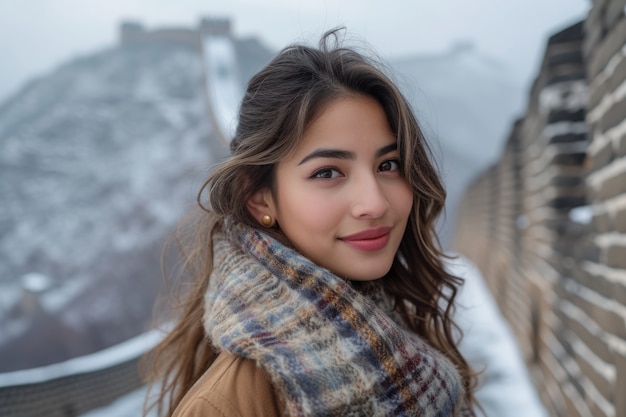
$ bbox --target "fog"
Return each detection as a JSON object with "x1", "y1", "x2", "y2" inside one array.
[{"x1": 0, "y1": 0, "x2": 589, "y2": 101}]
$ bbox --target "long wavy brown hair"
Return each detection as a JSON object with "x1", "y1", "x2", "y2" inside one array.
[{"x1": 143, "y1": 29, "x2": 477, "y2": 416}]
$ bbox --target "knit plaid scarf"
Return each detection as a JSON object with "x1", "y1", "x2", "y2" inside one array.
[{"x1": 203, "y1": 221, "x2": 475, "y2": 417}]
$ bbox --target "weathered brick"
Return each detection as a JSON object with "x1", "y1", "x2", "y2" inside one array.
[
  {"x1": 563, "y1": 386, "x2": 589, "y2": 417},
  {"x1": 589, "y1": 139, "x2": 615, "y2": 172},
  {"x1": 595, "y1": 166, "x2": 626, "y2": 200},
  {"x1": 576, "y1": 240, "x2": 602, "y2": 263},
  {"x1": 569, "y1": 289, "x2": 626, "y2": 339},
  {"x1": 614, "y1": 351, "x2": 626, "y2": 417},
  {"x1": 583, "y1": 261, "x2": 626, "y2": 306},
  {"x1": 540, "y1": 375, "x2": 570, "y2": 417},
  {"x1": 586, "y1": 0, "x2": 607, "y2": 29},
  {"x1": 586, "y1": 172, "x2": 599, "y2": 201},
  {"x1": 539, "y1": 346, "x2": 580, "y2": 416},
  {"x1": 589, "y1": 77, "x2": 608, "y2": 114},
  {"x1": 617, "y1": 132, "x2": 626, "y2": 157},
  {"x1": 614, "y1": 205, "x2": 626, "y2": 232},
  {"x1": 557, "y1": 302, "x2": 613, "y2": 361},
  {"x1": 599, "y1": 95, "x2": 626, "y2": 133},
  {"x1": 614, "y1": 279, "x2": 626, "y2": 307},
  {"x1": 604, "y1": 242, "x2": 626, "y2": 269},
  {"x1": 592, "y1": 209, "x2": 613, "y2": 233},
  {"x1": 608, "y1": 53, "x2": 626, "y2": 93},
  {"x1": 575, "y1": 317, "x2": 613, "y2": 363},
  {"x1": 605, "y1": 0, "x2": 626, "y2": 32},
  {"x1": 583, "y1": 9, "x2": 604, "y2": 62},
  {"x1": 589, "y1": 400, "x2": 612, "y2": 417},
  {"x1": 540, "y1": 392, "x2": 560, "y2": 417},
  {"x1": 572, "y1": 263, "x2": 611, "y2": 298},
  {"x1": 598, "y1": 307, "x2": 626, "y2": 339},
  {"x1": 589, "y1": 16, "x2": 626, "y2": 79},
  {"x1": 593, "y1": 0, "x2": 609, "y2": 18}
]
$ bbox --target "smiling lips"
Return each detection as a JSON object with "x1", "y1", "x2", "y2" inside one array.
[{"x1": 338, "y1": 226, "x2": 392, "y2": 251}]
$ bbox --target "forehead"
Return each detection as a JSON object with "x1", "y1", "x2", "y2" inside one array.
[{"x1": 293, "y1": 95, "x2": 395, "y2": 152}]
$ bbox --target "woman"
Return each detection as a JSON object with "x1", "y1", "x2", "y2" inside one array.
[{"x1": 145, "y1": 30, "x2": 478, "y2": 417}]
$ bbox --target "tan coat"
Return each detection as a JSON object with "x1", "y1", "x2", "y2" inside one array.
[{"x1": 172, "y1": 352, "x2": 286, "y2": 417}]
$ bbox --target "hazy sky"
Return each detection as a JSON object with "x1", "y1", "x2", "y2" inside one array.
[{"x1": 0, "y1": 0, "x2": 589, "y2": 102}]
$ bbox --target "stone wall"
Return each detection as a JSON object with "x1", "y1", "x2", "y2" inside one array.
[
  {"x1": 454, "y1": 3, "x2": 626, "y2": 417},
  {"x1": 0, "y1": 358, "x2": 142, "y2": 417},
  {"x1": 0, "y1": 329, "x2": 160, "y2": 417},
  {"x1": 119, "y1": 17, "x2": 233, "y2": 48}
]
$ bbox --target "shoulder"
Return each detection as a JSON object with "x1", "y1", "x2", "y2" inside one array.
[{"x1": 172, "y1": 352, "x2": 284, "y2": 417}]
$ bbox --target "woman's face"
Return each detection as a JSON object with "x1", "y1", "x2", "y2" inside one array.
[{"x1": 256, "y1": 94, "x2": 413, "y2": 281}]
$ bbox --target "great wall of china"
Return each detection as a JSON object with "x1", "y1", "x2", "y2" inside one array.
[
  {"x1": 3, "y1": 3, "x2": 626, "y2": 415},
  {"x1": 455, "y1": 1, "x2": 626, "y2": 416}
]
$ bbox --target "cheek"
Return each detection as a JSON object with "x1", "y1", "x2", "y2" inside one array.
[
  {"x1": 394, "y1": 183, "x2": 414, "y2": 218},
  {"x1": 280, "y1": 191, "x2": 344, "y2": 231}
]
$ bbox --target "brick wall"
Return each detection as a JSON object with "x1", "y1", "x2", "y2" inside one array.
[
  {"x1": 454, "y1": 3, "x2": 626, "y2": 417},
  {"x1": 584, "y1": 1, "x2": 626, "y2": 416}
]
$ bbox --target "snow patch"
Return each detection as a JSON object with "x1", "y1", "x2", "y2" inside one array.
[{"x1": 202, "y1": 35, "x2": 243, "y2": 141}]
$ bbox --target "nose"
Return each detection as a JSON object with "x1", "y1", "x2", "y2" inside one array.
[{"x1": 350, "y1": 174, "x2": 390, "y2": 219}]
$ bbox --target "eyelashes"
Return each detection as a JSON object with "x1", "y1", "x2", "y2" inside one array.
[
  {"x1": 379, "y1": 159, "x2": 400, "y2": 172},
  {"x1": 310, "y1": 166, "x2": 342, "y2": 179},
  {"x1": 309, "y1": 159, "x2": 401, "y2": 180}
]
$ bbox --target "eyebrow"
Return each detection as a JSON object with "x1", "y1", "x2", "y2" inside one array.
[{"x1": 298, "y1": 143, "x2": 398, "y2": 165}]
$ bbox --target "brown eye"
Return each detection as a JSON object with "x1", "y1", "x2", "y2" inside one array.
[
  {"x1": 312, "y1": 168, "x2": 342, "y2": 179},
  {"x1": 379, "y1": 160, "x2": 400, "y2": 172}
]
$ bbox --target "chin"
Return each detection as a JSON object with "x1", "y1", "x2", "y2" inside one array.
[
  {"x1": 348, "y1": 275, "x2": 386, "y2": 282},
  {"x1": 344, "y1": 265, "x2": 392, "y2": 282}
]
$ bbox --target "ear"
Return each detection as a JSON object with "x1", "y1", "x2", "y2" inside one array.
[{"x1": 246, "y1": 188, "x2": 277, "y2": 225}]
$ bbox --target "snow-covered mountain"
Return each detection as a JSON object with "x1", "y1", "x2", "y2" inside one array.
[
  {"x1": 0, "y1": 38, "x2": 273, "y2": 371},
  {"x1": 0, "y1": 33, "x2": 521, "y2": 371}
]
